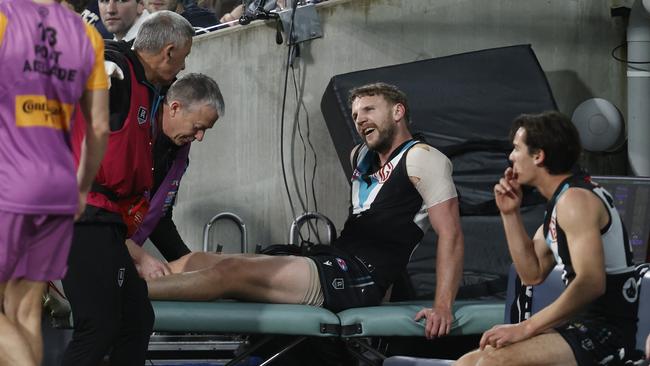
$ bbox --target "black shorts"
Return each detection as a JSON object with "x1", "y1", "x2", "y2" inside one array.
[
  {"x1": 307, "y1": 245, "x2": 382, "y2": 312},
  {"x1": 262, "y1": 244, "x2": 382, "y2": 312},
  {"x1": 555, "y1": 317, "x2": 638, "y2": 366}
]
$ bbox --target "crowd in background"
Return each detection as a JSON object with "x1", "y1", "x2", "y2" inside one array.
[{"x1": 81, "y1": 0, "x2": 326, "y2": 39}]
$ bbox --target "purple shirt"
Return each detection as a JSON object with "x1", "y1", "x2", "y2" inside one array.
[
  {"x1": 0, "y1": 0, "x2": 101, "y2": 214},
  {"x1": 130, "y1": 144, "x2": 190, "y2": 245}
]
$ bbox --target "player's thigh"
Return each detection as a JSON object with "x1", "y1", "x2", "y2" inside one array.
[
  {"x1": 170, "y1": 252, "x2": 262, "y2": 273},
  {"x1": 223, "y1": 255, "x2": 313, "y2": 303}
]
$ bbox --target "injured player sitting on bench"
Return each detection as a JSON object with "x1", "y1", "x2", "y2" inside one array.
[{"x1": 144, "y1": 82, "x2": 465, "y2": 340}]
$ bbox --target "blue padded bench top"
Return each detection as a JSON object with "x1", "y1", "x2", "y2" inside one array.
[
  {"x1": 152, "y1": 299, "x2": 505, "y2": 338},
  {"x1": 152, "y1": 300, "x2": 340, "y2": 336},
  {"x1": 337, "y1": 299, "x2": 505, "y2": 337}
]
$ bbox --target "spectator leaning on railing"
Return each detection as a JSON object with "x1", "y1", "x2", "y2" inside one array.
[{"x1": 145, "y1": 0, "x2": 220, "y2": 31}]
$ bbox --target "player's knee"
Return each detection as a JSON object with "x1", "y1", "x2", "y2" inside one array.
[
  {"x1": 455, "y1": 351, "x2": 478, "y2": 366},
  {"x1": 173, "y1": 252, "x2": 200, "y2": 272},
  {"x1": 214, "y1": 256, "x2": 245, "y2": 274},
  {"x1": 206, "y1": 256, "x2": 249, "y2": 287},
  {"x1": 169, "y1": 254, "x2": 190, "y2": 273},
  {"x1": 474, "y1": 351, "x2": 505, "y2": 366}
]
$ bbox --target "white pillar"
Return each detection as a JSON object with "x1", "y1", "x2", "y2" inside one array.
[{"x1": 627, "y1": 0, "x2": 650, "y2": 176}]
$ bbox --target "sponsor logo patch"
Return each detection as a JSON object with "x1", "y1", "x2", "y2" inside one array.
[
  {"x1": 332, "y1": 278, "x2": 344, "y2": 290},
  {"x1": 15, "y1": 95, "x2": 72, "y2": 130},
  {"x1": 117, "y1": 268, "x2": 125, "y2": 287},
  {"x1": 374, "y1": 161, "x2": 394, "y2": 183},
  {"x1": 336, "y1": 258, "x2": 348, "y2": 271},
  {"x1": 323, "y1": 260, "x2": 332, "y2": 267},
  {"x1": 137, "y1": 106, "x2": 148, "y2": 125},
  {"x1": 622, "y1": 277, "x2": 638, "y2": 303}
]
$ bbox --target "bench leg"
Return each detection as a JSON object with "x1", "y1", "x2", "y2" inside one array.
[{"x1": 344, "y1": 338, "x2": 386, "y2": 366}]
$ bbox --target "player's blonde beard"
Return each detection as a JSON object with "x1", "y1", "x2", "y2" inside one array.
[{"x1": 365, "y1": 113, "x2": 397, "y2": 155}]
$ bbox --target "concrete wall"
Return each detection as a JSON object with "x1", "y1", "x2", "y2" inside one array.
[{"x1": 148, "y1": 0, "x2": 627, "y2": 255}]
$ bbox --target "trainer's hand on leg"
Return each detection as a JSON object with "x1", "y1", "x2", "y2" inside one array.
[
  {"x1": 136, "y1": 252, "x2": 172, "y2": 280},
  {"x1": 125, "y1": 239, "x2": 172, "y2": 279}
]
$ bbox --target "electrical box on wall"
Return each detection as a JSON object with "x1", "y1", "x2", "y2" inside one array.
[{"x1": 278, "y1": 3, "x2": 323, "y2": 45}]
